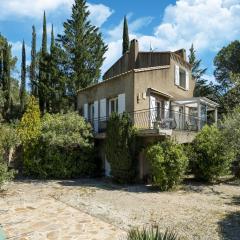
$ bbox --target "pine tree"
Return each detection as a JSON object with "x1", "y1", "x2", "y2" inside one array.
[
  {"x1": 58, "y1": 0, "x2": 107, "y2": 109},
  {"x1": 188, "y1": 44, "x2": 213, "y2": 98},
  {"x1": 30, "y1": 25, "x2": 37, "y2": 97},
  {"x1": 20, "y1": 40, "x2": 26, "y2": 112},
  {"x1": 122, "y1": 16, "x2": 129, "y2": 55},
  {"x1": 39, "y1": 11, "x2": 48, "y2": 114}
]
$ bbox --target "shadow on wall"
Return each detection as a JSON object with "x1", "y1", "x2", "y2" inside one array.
[{"x1": 218, "y1": 209, "x2": 240, "y2": 240}]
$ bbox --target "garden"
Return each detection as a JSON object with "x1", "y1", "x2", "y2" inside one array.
[{"x1": 1, "y1": 98, "x2": 240, "y2": 239}]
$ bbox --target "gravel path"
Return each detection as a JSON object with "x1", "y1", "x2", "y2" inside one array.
[{"x1": 1, "y1": 179, "x2": 240, "y2": 239}]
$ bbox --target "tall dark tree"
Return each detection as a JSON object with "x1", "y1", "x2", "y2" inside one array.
[
  {"x1": 122, "y1": 16, "x2": 129, "y2": 55},
  {"x1": 30, "y1": 25, "x2": 37, "y2": 96},
  {"x1": 188, "y1": 44, "x2": 214, "y2": 98},
  {"x1": 2, "y1": 42, "x2": 11, "y2": 114},
  {"x1": 214, "y1": 40, "x2": 240, "y2": 92},
  {"x1": 58, "y1": 0, "x2": 107, "y2": 109},
  {"x1": 38, "y1": 11, "x2": 48, "y2": 113},
  {"x1": 20, "y1": 40, "x2": 26, "y2": 112}
]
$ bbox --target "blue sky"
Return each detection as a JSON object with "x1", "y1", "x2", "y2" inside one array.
[{"x1": 1, "y1": 0, "x2": 240, "y2": 82}]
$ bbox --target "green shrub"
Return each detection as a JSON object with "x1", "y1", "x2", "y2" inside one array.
[
  {"x1": 105, "y1": 112, "x2": 136, "y2": 183},
  {"x1": 17, "y1": 96, "x2": 41, "y2": 145},
  {"x1": 221, "y1": 107, "x2": 240, "y2": 177},
  {"x1": 22, "y1": 112, "x2": 96, "y2": 179},
  {"x1": 0, "y1": 161, "x2": 15, "y2": 189},
  {"x1": 191, "y1": 125, "x2": 235, "y2": 182},
  {"x1": 127, "y1": 226, "x2": 179, "y2": 240},
  {"x1": 146, "y1": 140, "x2": 188, "y2": 191},
  {"x1": 0, "y1": 124, "x2": 20, "y2": 163}
]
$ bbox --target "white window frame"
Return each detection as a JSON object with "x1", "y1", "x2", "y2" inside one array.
[{"x1": 109, "y1": 97, "x2": 118, "y2": 115}]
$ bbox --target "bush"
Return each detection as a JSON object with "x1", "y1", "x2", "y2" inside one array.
[
  {"x1": 0, "y1": 124, "x2": 20, "y2": 163},
  {"x1": 0, "y1": 162, "x2": 15, "y2": 189},
  {"x1": 127, "y1": 226, "x2": 179, "y2": 240},
  {"x1": 191, "y1": 125, "x2": 235, "y2": 182},
  {"x1": 105, "y1": 112, "x2": 136, "y2": 183},
  {"x1": 221, "y1": 107, "x2": 240, "y2": 177},
  {"x1": 146, "y1": 140, "x2": 188, "y2": 191},
  {"x1": 22, "y1": 112, "x2": 96, "y2": 179}
]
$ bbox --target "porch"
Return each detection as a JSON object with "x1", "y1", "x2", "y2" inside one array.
[{"x1": 90, "y1": 96, "x2": 218, "y2": 138}]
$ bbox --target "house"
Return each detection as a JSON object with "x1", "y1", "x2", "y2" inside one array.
[{"x1": 77, "y1": 39, "x2": 219, "y2": 178}]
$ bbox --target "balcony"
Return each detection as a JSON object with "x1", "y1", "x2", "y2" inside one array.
[{"x1": 88, "y1": 107, "x2": 211, "y2": 138}]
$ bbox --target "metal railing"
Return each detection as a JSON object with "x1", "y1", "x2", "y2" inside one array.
[{"x1": 88, "y1": 107, "x2": 208, "y2": 134}]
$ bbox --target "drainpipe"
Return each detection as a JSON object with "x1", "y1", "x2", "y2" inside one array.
[{"x1": 214, "y1": 108, "x2": 218, "y2": 124}]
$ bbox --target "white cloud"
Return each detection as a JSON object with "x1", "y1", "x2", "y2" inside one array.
[
  {"x1": 144, "y1": 0, "x2": 240, "y2": 52},
  {"x1": 102, "y1": 0, "x2": 240, "y2": 76},
  {"x1": 0, "y1": 0, "x2": 113, "y2": 27},
  {"x1": 87, "y1": 3, "x2": 114, "y2": 27}
]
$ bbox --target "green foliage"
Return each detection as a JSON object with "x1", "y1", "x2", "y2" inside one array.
[
  {"x1": 191, "y1": 125, "x2": 235, "y2": 182},
  {"x1": 0, "y1": 161, "x2": 15, "y2": 189},
  {"x1": 127, "y1": 226, "x2": 179, "y2": 240},
  {"x1": 105, "y1": 112, "x2": 136, "y2": 183},
  {"x1": 17, "y1": 96, "x2": 41, "y2": 145},
  {"x1": 0, "y1": 124, "x2": 20, "y2": 162},
  {"x1": 0, "y1": 124, "x2": 18, "y2": 188},
  {"x1": 23, "y1": 112, "x2": 96, "y2": 179},
  {"x1": 30, "y1": 25, "x2": 37, "y2": 97},
  {"x1": 20, "y1": 40, "x2": 27, "y2": 112},
  {"x1": 58, "y1": 0, "x2": 107, "y2": 108},
  {"x1": 146, "y1": 140, "x2": 188, "y2": 191},
  {"x1": 214, "y1": 40, "x2": 240, "y2": 90},
  {"x1": 221, "y1": 107, "x2": 240, "y2": 177},
  {"x1": 122, "y1": 16, "x2": 129, "y2": 55},
  {"x1": 0, "y1": 34, "x2": 19, "y2": 121},
  {"x1": 188, "y1": 44, "x2": 215, "y2": 98},
  {"x1": 38, "y1": 11, "x2": 49, "y2": 113}
]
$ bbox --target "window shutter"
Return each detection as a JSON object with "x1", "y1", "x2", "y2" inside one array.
[
  {"x1": 165, "y1": 101, "x2": 170, "y2": 118},
  {"x1": 84, "y1": 103, "x2": 88, "y2": 120},
  {"x1": 100, "y1": 99, "x2": 107, "y2": 119},
  {"x1": 175, "y1": 65, "x2": 180, "y2": 86},
  {"x1": 118, "y1": 93, "x2": 126, "y2": 114},
  {"x1": 94, "y1": 101, "x2": 99, "y2": 132},
  {"x1": 150, "y1": 96, "x2": 156, "y2": 128},
  {"x1": 186, "y1": 71, "x2": 190, "y2": 90}
]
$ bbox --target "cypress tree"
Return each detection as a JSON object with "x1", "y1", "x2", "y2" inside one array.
[
  {"x1": 2, "y1": 42, "x2": 11, "y2": 114},
  {"x1": 122, "y1": 16, "x2": 129, "y2": 55},
  {"x1": 39, "y1": 11, "x2": 48, "y2": 114},
  {"x1": 50, "y1": 24, "x2": 55, "y2": 54},
  {"x1": 30, "y1": 25, "x2": 37, "y2": 96},
  {"x1": 42, "y1": 11, "x2": 47, "y2": 55},
  {"x1": 20, "y1": 40, "x2": 26, "y2": 112},
  {"x1": 58, "y1": 0, "x2": 107, "y2": 109}
]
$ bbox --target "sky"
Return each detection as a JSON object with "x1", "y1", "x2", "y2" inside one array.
[{"x1": 1, "y1": 0, "x2": 240, "y2": 83}]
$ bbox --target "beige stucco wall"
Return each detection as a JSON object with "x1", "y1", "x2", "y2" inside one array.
[
  {"x1": 77, "y1": 71, "x2": 134, "y2": 113},
  {"x1": 133, "y1": 58, "x2": 195, "y2": 112}
]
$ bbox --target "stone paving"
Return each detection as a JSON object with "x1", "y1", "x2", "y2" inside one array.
[{"x1": 0, "y1": 181, "x2": 126, "y2": 240}]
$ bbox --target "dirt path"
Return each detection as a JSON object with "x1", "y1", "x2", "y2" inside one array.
[
  {"x1": 0, "y1": 181, "x2": 126, "y2": 240},
  {"x1": 1, "y1": 179, "x2": 240, "y2": 239}
]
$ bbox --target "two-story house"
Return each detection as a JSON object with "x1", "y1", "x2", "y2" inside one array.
[{"x1": 77, "y1": 39, "x2": 218, "y2": 178}]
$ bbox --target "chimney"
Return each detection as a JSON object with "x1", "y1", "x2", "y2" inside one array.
[
  {"x1": 174, "y1": 49, "x2": 186, "y2": 61},
  {"x1": 129, "y1": 39, "x2": 139, "y2": 69}
]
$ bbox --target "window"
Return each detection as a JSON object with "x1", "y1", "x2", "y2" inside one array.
[
  {"x1": 175, "y1": 64, "x2": 189, "y2": 90},
  {"x1": 179, "y1": 68, "x2": 186, "y2": 88},
  {"x1": 89, "y1": 103, "x2": 94, "y2": 122},
  {"x1": 109, "y1": 97, "x2": 118, "y2": 114}
]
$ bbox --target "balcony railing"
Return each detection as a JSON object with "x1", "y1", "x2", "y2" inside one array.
[{"x1": 89, "y1": 107, "x2": 208, "y2": 134}]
